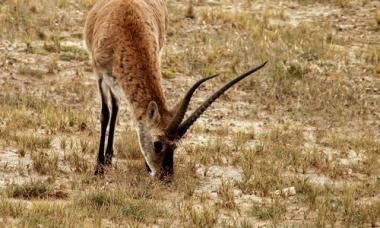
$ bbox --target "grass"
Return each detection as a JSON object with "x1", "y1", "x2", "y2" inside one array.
[
  {"x1": 18, "y1": 65, "x2": 45, "y2": 78},
  {"x1": 0, "y1": 198, "x2": 27, "y2": 218},
  {"x1": 0, "y1": 199, "x2": 81, "y2": 227},
  {"x1": 76, "y1": 190, "x2": 125, "y2": 211},
  {"x1": 184, "y1": 137, "x2": 233, "y2": 165},
  {"x1": 64, "y1": 150, "x2": 90, "y2": 173},
  {"x1": 180, "y1": 203, "x2": 219, "y2": 228},
  {"x1": 217, "y1": 181, "x2": 236, "y2": 209},
  {"x1": 114, "y1": 126, "x2": 141, "y2": 160},
  {"x1": 0, "y1": 0, "x2": 379, "y2": 226},
  {"x1": 75, "y1": 189, "x2": 165, "y2": 223},
  {"x1": 6, "y1": 180, "x2": 52, "y2": 200},
  {"x1": 0, "y1": 131, "x2": 52, "y2": 153},
  {"x1": 251, "y1": 200, "x2": 287, "y2": 221},
  {"x1": 18, "y1": 203, "x2": 77, "y2": 227},
  {"x1": 31, "y1": 151, "x2": 59, "y2": 174}
]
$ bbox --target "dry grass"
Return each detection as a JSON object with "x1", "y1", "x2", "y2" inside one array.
[
  {"x1": 0, "y1": 0, "x2": 379, "y2": 226},
  {"x1": 6, "y1": 180, "x2": 52, "y2": 200}
]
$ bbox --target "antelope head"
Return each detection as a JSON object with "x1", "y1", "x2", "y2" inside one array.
[{"x1": 138, "y1": 62, "x2": 267, "y2": 180}]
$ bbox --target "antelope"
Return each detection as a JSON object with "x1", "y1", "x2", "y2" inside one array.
[{"x1": 84, "y1": 0, "x2": 267, "y2": 179}]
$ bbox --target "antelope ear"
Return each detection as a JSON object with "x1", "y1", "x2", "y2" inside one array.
[{"x1": 146, "y1": 101, "x2": 161, "y2": 127}]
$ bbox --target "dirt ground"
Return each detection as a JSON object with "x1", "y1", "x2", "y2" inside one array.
[{"x1": 0, "y1": 0, "x2": 379, "y2": 227}]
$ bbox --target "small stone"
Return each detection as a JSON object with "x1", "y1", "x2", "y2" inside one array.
[
  {"x1": 273, "y1": 186, "x2": 296, "y2": 197},
  {"x1": 233, "y1": 189, "x2": 242, "y2": 197}
]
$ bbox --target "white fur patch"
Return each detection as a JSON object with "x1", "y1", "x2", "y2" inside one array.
[
  {"x1": 135, "y1": 124, "x2": 157, "y2": 176},
  {"x1": 102, "y1": 74, "x2": 127, "y2": 100}
]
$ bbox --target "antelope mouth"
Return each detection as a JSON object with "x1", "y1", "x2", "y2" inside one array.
[{"x1": 145, "y1": 151, "x2": 174, "y2": 181}]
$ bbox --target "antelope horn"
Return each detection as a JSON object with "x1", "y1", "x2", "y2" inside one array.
[
  {"x1": 165, "y1": 73, "x2": 220, "y2": 139},
  {"x1": 177, "y1": 61, "x2": 268, "y2": 138}
]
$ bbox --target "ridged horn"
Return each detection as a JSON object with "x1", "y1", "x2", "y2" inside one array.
[
  {"x1": 177, "y1": 61, "x2": 267, "y2": 138},
  {"x1": 165, "y1": 73, "x2": 220, "y2": 139}
]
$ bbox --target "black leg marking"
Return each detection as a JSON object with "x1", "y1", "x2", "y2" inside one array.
[
  {"x1": 145, "y1": 161, "x2": 152, "y2": 174},
  {"x1": 95, "y1": 78, "x2": 110, "y2": 176},
  {"x1": 105, "y1": 91, "x2": 119, "y2": 166}
]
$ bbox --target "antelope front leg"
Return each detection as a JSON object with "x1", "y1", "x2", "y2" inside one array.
[
  {"x1": 105, "y1": 90, "x2": 119, "y2": 166},
  {"x1": 95, "y1": 77, "x2": 110, "y2": 176}
]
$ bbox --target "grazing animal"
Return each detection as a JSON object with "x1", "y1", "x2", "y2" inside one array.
[{"x1": 84, "y1": 0, "x2": 267, "y2": 179}]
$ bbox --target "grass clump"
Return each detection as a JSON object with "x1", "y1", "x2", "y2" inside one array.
[
  {"x1": 18, "y1": 134, "x2": 52, "y2": 151},
  {"x1": 122, "y1": 201, "x2": 164, "y2": 222},
  {"x1": 80, "y1": 0, "x2": 97, "y2": 9},
  {"x1": 251, "y1": 200, "x2": 287, "y2": 221},
  {"x1": 0, "y1": 131, "x2": 52, "y2": 153},
  {"x1": 76, "y1": 189, "x2": 164, "y2": 222},
  {"x1": 0, "y1": 198, "x2": 27, "y2": 218},
  {"x1": 0, "y1": 199, "x2": 81, "y2": 226},
  {"x1": 121, "y1": 203, "x2": 144, "y2": 221},
  {"x1": 20, "y1": 203, "x2": 79, "y2": 227},
  {"x1": 180, "y1": 204, "x2": 219, "y2": 228},
  {"x1": 217, "y1": 182, "x2": 236, "y2": 209},
  {"x1": 31, "y1": 151, "x2": 59, "y2": 174},
  {"x1": 64, "y1": 151, "x2": 90, "y2": 173},
  {"x1": 18, "y1": 65, "x2": 45, "y2": 78},
  {"x1": 77, "y1": 190, "x2": 125, "y2": 211},
  {"x1": 6, "y1": 180, "x2": 52, "y2": 200}
]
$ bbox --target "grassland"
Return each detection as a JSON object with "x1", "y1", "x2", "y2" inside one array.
[{"x1": 0, "y1": 0, "x2": 379, "y2": 226}]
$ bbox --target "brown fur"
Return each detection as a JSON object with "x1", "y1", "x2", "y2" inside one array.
[{"x1": 84, "y1": 0, "x2": 171, "y2": 123}]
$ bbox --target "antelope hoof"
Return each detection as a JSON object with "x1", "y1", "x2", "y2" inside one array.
[
  {"x1": 94, "y1": 164, "x2": 104, "y2": 176},
  {"x1": 105, "y1": 155, "x2": 113, "y2": 166}
]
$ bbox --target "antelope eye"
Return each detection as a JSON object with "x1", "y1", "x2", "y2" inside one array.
[{"x1": 153, "y1": 140, "x2": 163, "y2": 152}]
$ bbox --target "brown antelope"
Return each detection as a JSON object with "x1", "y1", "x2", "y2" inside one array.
[{"x1": 84, "y1": 0, "x2": 267, "y2": 179}]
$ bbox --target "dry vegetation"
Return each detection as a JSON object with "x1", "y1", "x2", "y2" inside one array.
[{"x1": 0, "y1": 0, "x2": 379, "y2": 226}]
